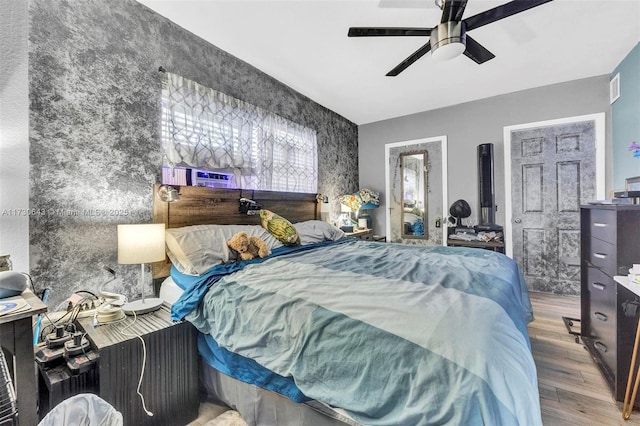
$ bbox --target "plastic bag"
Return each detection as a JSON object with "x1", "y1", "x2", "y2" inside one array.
[{"x1": 38, "y1": 393, "x2": 123, "y2": 426}]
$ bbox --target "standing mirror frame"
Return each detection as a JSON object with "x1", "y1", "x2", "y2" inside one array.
[
  {"x1": 401, "y1": 151, "x2": 428, "y2": 239},
  {"x1": 385, "y1": 136, "x2": 448, "y2": 246}
]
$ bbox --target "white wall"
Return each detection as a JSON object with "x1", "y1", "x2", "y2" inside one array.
[
  {"x1": 359, "y1": 76, "x2": 612, "y2": 236},
  {"x1": 0, "y1": 0, "x2": 29, "y2": 272}
]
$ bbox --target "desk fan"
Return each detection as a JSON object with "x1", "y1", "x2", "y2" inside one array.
[{"x1": 449, "y1": 199, "x2": 471, "y2": 228}]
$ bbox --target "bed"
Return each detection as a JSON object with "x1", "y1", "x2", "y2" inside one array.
[{"x1": 152, "y1": 185, "x2": 541, "y2": 426}]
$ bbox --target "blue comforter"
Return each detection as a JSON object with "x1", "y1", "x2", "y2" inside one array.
[{"x1": 172, "y1": 239, "x2": 541, "y2": 425}]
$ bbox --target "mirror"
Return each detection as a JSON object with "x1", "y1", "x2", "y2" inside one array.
[
  {"x1": 401, "y1": 151, "x2": 428, "y2": 239},
  {"x1": 386, "y1": 136, "x2": 446, "y2": 245}
]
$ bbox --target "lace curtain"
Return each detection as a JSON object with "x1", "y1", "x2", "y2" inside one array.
[{"x1": 161, "y1": 72, "x2": 318, "y2": 192}]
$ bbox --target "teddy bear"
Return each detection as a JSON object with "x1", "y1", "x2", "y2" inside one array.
[{"x1": 227, "y1": 232, "x2": 271, "y2": 261}]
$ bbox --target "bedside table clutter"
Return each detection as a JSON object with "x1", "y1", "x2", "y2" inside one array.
[
  {"x1": 343, "y1": 228, "x2": 386, "y2": 242},
  {"x1": 446, "y1": 227, "x2": 505, "y2": 253},
  {"x1": 38, "y1": 304, "x2": 199, "y2": 425},
  {"x1": 36, "y1": 324, "x2": 100, "y2": 419}
]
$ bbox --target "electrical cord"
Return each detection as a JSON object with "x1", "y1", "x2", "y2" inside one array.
[
  {"x1": 98, "y1": 262, "x2": 116, "y2": 278},
  {"x1": 53, "y1": 292, "x2": 99, "y2": 313},
  {"x1": 93, "y1": 304, "x2": 125, "y2": 325},
  {"x1": 119, "y1": 311, "x2": 153, "y2": 417},
  {"x1": 36, "y1": 263, "x2": 119, "y2": 344},
  {"x1": 39, "y1": 313, "x2": 78, "y2": 345},
  {"x1": 75, "y1": 290, "x2": 98, "y2": 299},
  {"x1": 67, "y1": 296, "x2": 96, "y2": 323},
  {"x1": 39, "y1": 295, "x2": 95, "y2": 343},
  {"x1": 93, "y1": 262, "x2": 127, "y2": 325}
]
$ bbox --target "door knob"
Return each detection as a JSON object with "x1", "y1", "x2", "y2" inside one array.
[{"x1": 514, "y1": 218, "x2": 522, "y2": 224}]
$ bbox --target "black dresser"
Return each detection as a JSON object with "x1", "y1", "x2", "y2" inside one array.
[{"x1": 580, "y1": 204, "x2": 640, "y2": 406}]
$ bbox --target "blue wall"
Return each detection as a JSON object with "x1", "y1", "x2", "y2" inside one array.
[{"x1": 612, "y1": 42, "x2": 640, "y2": 189}]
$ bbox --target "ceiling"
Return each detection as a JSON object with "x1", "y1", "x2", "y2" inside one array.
[{"x1": 139, "y1": 0, "x2": 640, "y2": 125}]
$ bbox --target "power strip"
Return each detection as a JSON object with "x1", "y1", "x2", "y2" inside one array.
[
  {"x1": 44, "y1": 299, "x2": 126, "y2": 326},
  {"x1": 41, "y1": 305, "x2": 103, "y2": 327},
  {"x1": 41, "y1": 291, "x2": 127, "y2": 329}
]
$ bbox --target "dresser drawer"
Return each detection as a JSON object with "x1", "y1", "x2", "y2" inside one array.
[
  {"x1": 590, "y1": 309, "x2": 617, "y2": 375},
  {"x1": 589, "y1": 270, "x2": 616, "y2": 344},
  {"x1": 586, "y1": 267, "x2": 615, "y2": 307},
  {"x1": 591, "y1": 336, "x2": 617, "y2": 376},
  {"x1": 586, "y1": 267, "x2": 616, "y2": 372},
  {"x1": 590, "y1": 209, "x2": 617, "y2": 244},
  {"x1": 588, "y1": 237, "x2": 617, "y2": 276},
  {"x1": 590, "y1": 308, "x2": 615, "y2": 340}
]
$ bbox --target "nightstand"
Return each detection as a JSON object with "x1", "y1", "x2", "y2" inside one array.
[
  {"x1": 446, "y1": 238, "x2": 505, "y2": 253},
  {"x1": 447, "y1": 227, "x2": 505, "y2": 253},
  {"x1": 345, "y1": 228, "x2": 374, "y2": 240},
  {"x1": 75, "y1": 304, "x2": 199, "y2": 425},
  {"x1": 0, "y1": 289, "x2": 47, "y2": 426}
]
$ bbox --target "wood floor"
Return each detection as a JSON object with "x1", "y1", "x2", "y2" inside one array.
[{"x1": 529, "y1": 291, "x2": 640, "y2": 425}]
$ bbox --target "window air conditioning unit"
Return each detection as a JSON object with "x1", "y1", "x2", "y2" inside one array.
[{"x1": 192, "y1": 170, "x2": 234, "y2": 188}]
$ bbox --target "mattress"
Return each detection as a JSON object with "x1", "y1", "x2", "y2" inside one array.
[
  {"x1": 172, "y1": 238, "x2": 540, "y2": 425},
  {"x1": 158, "y1": 276, "x2": 183, "y2": 305},
  {"x1": 200, "y1": 361, "x2": 357, "y2": 426}
]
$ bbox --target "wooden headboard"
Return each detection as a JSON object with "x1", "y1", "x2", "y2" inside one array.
[{"x1": 152, "y1": 184, "x2": 320, "y2": 279}]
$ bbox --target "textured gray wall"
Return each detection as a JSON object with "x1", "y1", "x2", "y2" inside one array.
[
  {"x1": 29, "y1": 0, "x2": 358, "y2": 308},
  {"x1": 360, "y1": 75, "x2": 612, "y2": 237},
  {"x1": 359, "y1": 76, "x2": 612, "y2": 296}
]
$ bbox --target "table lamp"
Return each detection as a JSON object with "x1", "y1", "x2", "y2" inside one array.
[{"x1": 117, "y1": 223, "x2": 166, "y2": 315}]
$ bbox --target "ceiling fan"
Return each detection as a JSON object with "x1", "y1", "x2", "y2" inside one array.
[{"x1": 348, "y1": 0, "x2": 553, "y2": 76}]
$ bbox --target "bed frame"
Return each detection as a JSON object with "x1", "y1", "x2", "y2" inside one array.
[{"x1": 152, "y1": 184, "x2": 320, "y2": 279}]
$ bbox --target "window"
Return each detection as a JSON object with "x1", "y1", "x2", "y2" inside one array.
[{"x1": 161, "y1": 72, "x2": 318, "y2": 193}]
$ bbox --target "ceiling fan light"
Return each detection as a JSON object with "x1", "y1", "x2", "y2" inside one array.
[
  {"x1": 431, "y1": 42, "x2": 466, "y2": 61},
  {"x1": 430, "y1": 21, "x2": 466, "y2": 61}
]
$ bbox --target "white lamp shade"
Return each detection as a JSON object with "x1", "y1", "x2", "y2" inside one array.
[{"x1": 117, "y1": 224, "x2": 166, "y2": 264}]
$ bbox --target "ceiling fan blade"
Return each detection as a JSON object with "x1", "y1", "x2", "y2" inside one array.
[
  {"x1": 386, "y1": 41, "x2": 431, "y2": 76},
  {"x1": 348, "y1": 27, "x2": 431, "y2": 37},
  {"x1": 463, "y1": 0, "x2": 553, "y2": 32},
  {"x1": 463, "y1": 35, "x2": 495, "y2": 64},
  {"x1": 441, "y1": 0, "x2": 468, "y2": 23}
]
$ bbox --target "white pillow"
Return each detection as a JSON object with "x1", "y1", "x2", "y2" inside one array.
[
  {"x1": 294, "y1": 220, "x2": 345, "y2": 244},
  {"x1": 165, "y1": 224, "x2": 283, "y2": 275}
]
